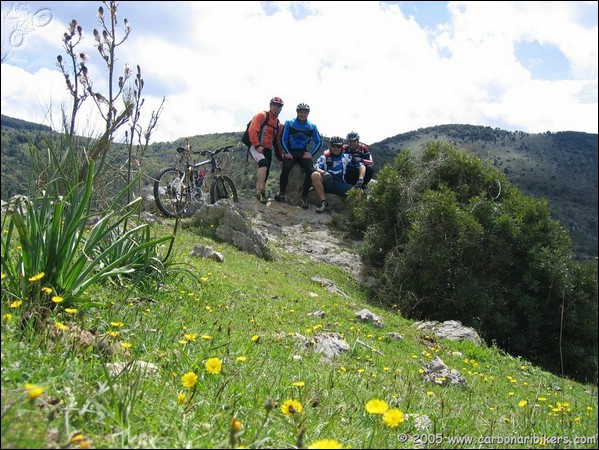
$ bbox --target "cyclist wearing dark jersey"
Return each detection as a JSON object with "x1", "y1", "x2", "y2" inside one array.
[
  {"x1": 344, "y1": 131, "x2": 373, "y2": 188},
  {"x1": 274, "y1": 103, "x2": 322, "y2": 209}
]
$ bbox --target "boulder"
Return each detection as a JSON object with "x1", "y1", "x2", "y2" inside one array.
[{"x1": 282, "y1": 164, "x2": 347, "y2": 212}]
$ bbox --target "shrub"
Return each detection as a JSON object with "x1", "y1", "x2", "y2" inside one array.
[{"x1": 346, "y1": 141, "x2": 598, "y2": 382}]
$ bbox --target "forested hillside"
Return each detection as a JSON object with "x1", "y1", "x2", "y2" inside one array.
[{"x1": 370, "y1": 125, "x2": 598, "y2": 261}]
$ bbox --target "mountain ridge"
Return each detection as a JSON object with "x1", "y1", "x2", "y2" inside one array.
[{"x1": 1, "y1": 114, "x2": 597, "y2": 259}]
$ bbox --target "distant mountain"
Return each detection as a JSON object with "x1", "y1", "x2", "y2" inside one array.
[
  {"x1": 1, "y1": 116, "x2": 597, "y2": 260},
  {"x1": 1, "y1": 114, "x2": 52, "y2": 132},
  {"x1": 369, "y1": 125, "x2": 598, "y2": 261}
]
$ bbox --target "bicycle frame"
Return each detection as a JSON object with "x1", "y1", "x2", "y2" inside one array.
[{"x1": 154, "y1": 144, "x2": 238, "y2": 218}]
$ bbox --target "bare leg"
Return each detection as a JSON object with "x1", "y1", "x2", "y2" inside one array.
[
  {"x1": 256, "y1": 166, "x2": 267, "y2": 193},
  {"x1": 311, "y1": 172, "x2": 326, "y2": 201}
]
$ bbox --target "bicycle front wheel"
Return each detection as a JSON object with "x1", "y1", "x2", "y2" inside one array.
[
  {"x1": 210, "y1": 176, "x2": 238, "y2": 204},
  {"x1": 154, "y1": 167, "x2": 190, "y2": 218}
]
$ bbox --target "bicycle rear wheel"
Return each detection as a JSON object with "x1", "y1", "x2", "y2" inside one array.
[
  {"x1": 153, "y1": 167, "x2": 190, "y2": 217},
  {"x1": 210, "y1": 176, "x2": 238, "y2": 204}
]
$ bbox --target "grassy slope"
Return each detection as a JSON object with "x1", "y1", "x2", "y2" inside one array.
[{"x1": 1, "y1": 220, "x2": 597, "y2": 449}]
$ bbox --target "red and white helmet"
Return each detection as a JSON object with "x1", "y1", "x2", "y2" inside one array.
[{"x1": 270, "y1": 96, "x2": 284, "y2": 106}]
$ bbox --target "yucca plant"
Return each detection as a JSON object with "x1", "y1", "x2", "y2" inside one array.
[{"x1": 0, "y1": 159, "x2": 173, "y2": 310}]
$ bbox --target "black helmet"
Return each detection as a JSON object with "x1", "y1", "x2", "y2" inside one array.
[
  {"x1": 330, "y1": 136, "x2": 344, "y2": 146},
  {"x1": 296, "y1": 103, "x2": 310, "y2": 112},
  {"x1": 346, "y1": 131, "x2": 359, "y2": 141}
]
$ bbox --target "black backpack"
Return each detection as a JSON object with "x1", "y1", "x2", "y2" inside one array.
[{"x1": 241, "y1": 111, "x2": 270, "y2": 148}]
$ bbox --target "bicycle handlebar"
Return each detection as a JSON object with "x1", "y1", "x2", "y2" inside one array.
[
  {"x1": 198, "y1": 145, "x2": 235, "y2": 156},
  {"x1": 176, "y1": 145, "x2": 235, "y2": 156}
]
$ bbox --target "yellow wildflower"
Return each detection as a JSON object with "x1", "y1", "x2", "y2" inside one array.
[
  {"x1": 382, "y1": 408, "x2": 405, "y2": 427},
  {"x1": 24, "y1": 383, "x2": 44, "y2": 399},
  {"x1": 231, "y1": 417, "x2": 242, "y2": 432},
  {"x1": 177, "y1": 392, "x2": 187, "y2": 405},
  {"x1": 281, "y1": 399, "x2": 303, "y2": 416},
  {"x1": 365, "y1": 399, "x2": 388, "y2": 414},
  {"x1": 181, "y1": 372, "x2": 198, "y2": 388},
  {"x1": 205, "y1": 357, "x2": 222, "y2": 374},
  {"x1": 308, "y1": 439, "x2": 344, "y2": 449},
  {"x1": 28, "y1": 272, "x2": 45, "y2": 282}
]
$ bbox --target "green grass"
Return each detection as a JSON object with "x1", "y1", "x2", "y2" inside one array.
[{"x1": 1, "y1": 220, "x2": 597, "y2": 449}]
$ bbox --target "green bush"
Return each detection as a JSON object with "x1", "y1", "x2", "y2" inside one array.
[{"x1": 346, "y1": 141, "x2": 598, "y2": 382}]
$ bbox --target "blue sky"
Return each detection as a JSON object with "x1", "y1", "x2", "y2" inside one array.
[{"x1": 1, "y1": 1, "x2": 597, "y2": 144}]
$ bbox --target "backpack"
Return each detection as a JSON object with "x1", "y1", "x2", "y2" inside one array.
[{"x1": 241, "y1": 111, "x2": 270, "y2": 148}]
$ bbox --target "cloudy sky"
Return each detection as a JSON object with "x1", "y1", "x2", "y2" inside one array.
[{"x1": 1, "y1": 1, "x2": 597, "y2": 145}]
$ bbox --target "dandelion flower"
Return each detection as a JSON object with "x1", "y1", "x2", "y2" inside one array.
[
  {"x1": 41, "y1": 287, "x2": 52, "y2": 294},
  {"x1": 24, "y1": 383, "x2": 44, "y2": 399},
  {"x1": 292, "y1": 381, "x2": 305, "y2": 387},
  {"x1": 382, "y1": 408, "x2": 405, "y2": 427},
  {"x1": 110, "y1": 321, "x2": 124, "y2": 328},
  {"x1": 1, "y1": 272, "x2": 7, "y2": 280},
  {"x1": 205, "y1": 357, "x2": 222, "y2": 374},
  {"x1": 120, "y1": 342, "x2": 132, "y2": 349},
  {"x1": 55, "y1": 322, "x2": 68, "y2": 331},
  {"x1": 231, "y1": 417, "x2": 242, "y2": 432},
  {"x1": 176, "y1": 392, "x2": 187, "y2": 405},
  {"x1": 251, "y1": 334, "x2": 260, "y2": 342},
  {"x1": 308, "y1": 439, "x2": 344, "y2": 449},
  {"x1": 9, "y1": 300, "x2": 23, "y2": 308},
  {"x1": 281, "y1": 399, "x2": 303, "y2": 416},
  {"x1": 181, "y1": 371, "x2": 198, "y2": 388},
  {"x1": 70, "y1": 433, "x2": 91, "y2": 448},
  {"x1": 518, "y1": 400, "x2": 528, "y2": 407},
  {"x1": 64, "y1": 308, "x2": 78, "y2": 315},
  {"x1": 28, "y1": 272, "x2": 45, "y2": 282},
  {"x1": 184, "y1": 333, "x2": 197, "y2": 342},
  {"x1": 236, "y1": 356, "x2": 247, "y2": 362},
  {"x1": 365, "y1": 399, "x2": 388, "y2": 415}
]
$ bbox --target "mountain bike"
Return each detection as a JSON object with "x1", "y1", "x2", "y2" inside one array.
[{"x1": 153, "y1": 143, "x2": 238, "y2": 218}]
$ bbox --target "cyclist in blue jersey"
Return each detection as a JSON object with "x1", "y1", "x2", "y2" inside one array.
[
  {"x1": 311, "y1": 136, "x2": 365, "y2": 212},
  {"x1": 274, "y1": 103, "x2": 322, "y2": 209}
]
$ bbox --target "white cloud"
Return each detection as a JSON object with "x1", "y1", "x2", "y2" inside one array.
[{"x1": 1, "y1": 1, "x2": 597, "y2": 145}]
